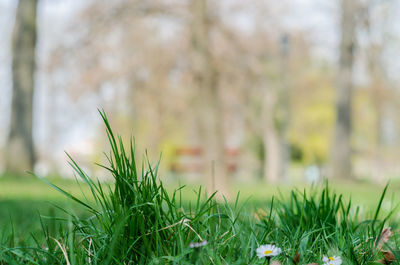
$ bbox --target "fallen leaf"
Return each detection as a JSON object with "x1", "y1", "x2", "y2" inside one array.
[
  {"x1": 374, "y1": 228, "x2": 392, "y2": 250},
  {"x1": 382, "y1": 250, "x2": 396, "y2": 264},
  {"x1": 375, "y1": 251, "x2": 396, "y2": 264},
  {"x1": 293, "y1": 252, "x2": 300, "y2": 264}
]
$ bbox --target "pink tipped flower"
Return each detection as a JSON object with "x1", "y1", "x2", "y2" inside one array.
[{"x1": 256, "y1": 244, "x2": 282, "y2": 259}]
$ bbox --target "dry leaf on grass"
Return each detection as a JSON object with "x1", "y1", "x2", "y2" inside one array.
[
  {"x1": 381, "y1": 250, "x2": 396, "y2": 264},
  {"x1": 374, "y1": 228, "x2": 392, "y2": 250},
  {"x1": 293, "y1": 252, "x2": 300, "y2": 264},
  {"x1": 375, "y1": 250, "x2": 396, "y2": 264}
]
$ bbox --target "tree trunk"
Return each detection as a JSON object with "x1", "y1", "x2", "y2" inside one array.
[
  {"x1": 361, "y1": 2, "x2": 389, "y2": 183},
  {"x1": 263, "y1": 87, "x2": 282, "y2": 183},
  {"x1": 263, "y1": 35, "x2": 291, "y2": 184},
  {"x1": 6, "y1": 0, "x2": 38, "y2": 175},
  {"x1": 331, "y1": 0, "x2": 356, "y2": 179},
  {"x1": 366, "y1": 42, "x2": 385, "y2": 183},
  {"x1": 190, "y1": 0, "x2": 229, "y2": 197}
]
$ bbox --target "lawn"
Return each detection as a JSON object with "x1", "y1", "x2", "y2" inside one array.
[
  {"x1": 1, "y1": 175, "x2": 399, "y2": 264},
  {"x1": 1, "y1": 176, "x2": 399, "y2": 264},
  {"x1": 0, "y1": 113, "x2": 399, "y2": 264},
  {"x1": 1, "y1": 176, "x2": 398, "y2": 246}
]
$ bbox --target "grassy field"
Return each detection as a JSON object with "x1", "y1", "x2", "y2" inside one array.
[
  {"x1": 1, "y1": 175, "x2": 399, "y2": 264},
  {"x1": 1, "y1": 113, "x2": 399, "y2": 264},
  {"x1": 1, "y1": 176, "x2": 399, "y2": 239},
  {"x1": 2, "y1": 176, "x2": 399, "y2": 204}
]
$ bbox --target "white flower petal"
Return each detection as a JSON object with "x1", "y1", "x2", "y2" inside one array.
[
  {"x1": 255, "y1": 244, "x2": 282, "y2": 258},
  {"x1": 322, "y1": 255, "x2": 342, "y2": 265}
]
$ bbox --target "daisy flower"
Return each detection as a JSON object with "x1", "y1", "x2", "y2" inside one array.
[
  {"x1": 323, "y1": 255, "x2": 342, "y2": 265},
  {"x1": 189, "y1": 240, "x2": 208, "y2": 248},
  {"x1": 256, "y1": 244, "x2": 282, "y2": 259}
]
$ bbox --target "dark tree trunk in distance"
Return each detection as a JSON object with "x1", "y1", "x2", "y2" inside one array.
[
  {"x1": 6, "y1": 0, "x2": 38, "y2": 175},
  {"x1": 332, "y1": 0, "x2": 356, "y2": 179}
]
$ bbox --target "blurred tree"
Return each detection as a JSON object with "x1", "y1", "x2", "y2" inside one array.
[
  {"x1": 190, "y1": 0, "x2": 229, "y2": 196},
  {"x1": 332, "y1": 0, "x2": 356, "y2": 179},
  {"x1": 263, "y1": 34, "x2": 291, "y2": 184},
  {"x1": 360, "y1": 0, "x2": 395, "y2": 182},
  {"x1": 6, "y1": 0, "x2": 38, "y2": 175},
  {"x1": 263, "y1": 79, "x2": 281, "y2": 183},
  {"x1": 43, "y1": 0, "x2": 376, "y2": 182}
]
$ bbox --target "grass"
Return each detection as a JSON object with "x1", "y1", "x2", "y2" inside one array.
[
  {"x1": 0, "y1": 177, "x2": 91, "y2": 201},
  {"x1": 2, "y1": 176, "x2": 399, "y2": 208},
  {"x1": 0, "y1": 111, "x2": 399, "y2": 264}
]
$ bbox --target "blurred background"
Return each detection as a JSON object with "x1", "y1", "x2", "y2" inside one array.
[{"x1": 1, "y1": 0, "x2": 400, "y2": 197}]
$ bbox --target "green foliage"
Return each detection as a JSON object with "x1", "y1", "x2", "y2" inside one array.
[
  {"x1": 0, "y1": 112, "x2": 398, "y2": 264},
  {"x1": 258, "y1": 183, "x2": 398, "y2": 264},
  {"x1": 0, "y1": 111, "x2": 253, "y2": 264}
]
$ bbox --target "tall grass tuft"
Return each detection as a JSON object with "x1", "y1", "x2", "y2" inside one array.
[
  {"x1": 258, "y1": 184, "x2": 398, "y2": 264},
  {"x1": 34, "y1": 110, "x2": 230, "y2": 264},
  {"x1": 0, "y1": 111, "x2": 249, "y2": 264}
]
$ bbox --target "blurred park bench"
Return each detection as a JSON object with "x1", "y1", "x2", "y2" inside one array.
[{"x1": 170, "y1": 147, "x2": 240, "y2": 174}]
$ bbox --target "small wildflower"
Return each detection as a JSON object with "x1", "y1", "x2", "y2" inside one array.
[
  {"x1": 256, "y1": 244, "x2": 282, "y2": 259},
  {"x1": 322, "y1": 255, "x2": 342, "y2": 265},
  {"x1": 189, "y1": 240, "x2": 208, "y2": 248}
]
